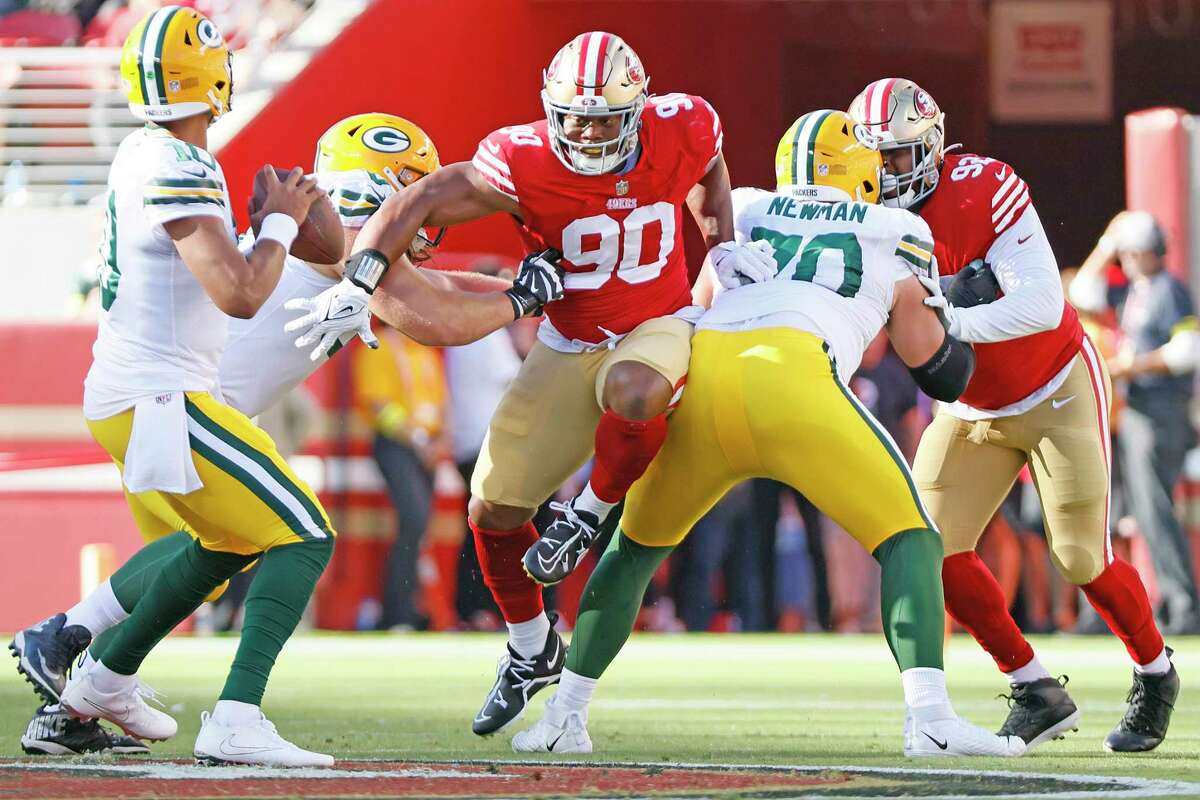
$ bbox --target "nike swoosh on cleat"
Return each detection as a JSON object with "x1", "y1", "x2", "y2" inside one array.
[
  {"x1": 923, "y1": 732, "x2": 949, "y2": 750},
  {"x1": 219, "y1": 736, "x2": 283, "y2": 756},
  {"x1": 547, "y1": 731, "x2": 566, "y2": 752}
]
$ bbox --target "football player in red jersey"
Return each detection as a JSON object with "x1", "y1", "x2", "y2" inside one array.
[
  {"x1": 334, "y1": 32, "x2": 771, "y2": 736},
  {"x1": 850, "y1": 79, "x2": 1179, "y2": 754}
]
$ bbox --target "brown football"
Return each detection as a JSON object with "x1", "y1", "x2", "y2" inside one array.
[{"x1": 249, "y1": 166, "x2": 343, "y2": 265}]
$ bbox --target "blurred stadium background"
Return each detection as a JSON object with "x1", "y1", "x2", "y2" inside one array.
[{"x1": 1, "y1": 0, "x2": 1199, "y2": 758}]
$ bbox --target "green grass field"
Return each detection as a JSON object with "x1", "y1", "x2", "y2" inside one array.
[{"x1": 2, "y1": 632, "x2": 1197, "y2": 793}]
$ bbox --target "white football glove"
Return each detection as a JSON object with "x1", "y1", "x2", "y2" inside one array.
[
  {"x1": 284, "y1": 278, "x2": 379, "y2": 361},
  {"x1": 709, "y1": 240, "x2": 777, "y2": 289},
  {"x1": 912, "y1": 256, "x2": 961, "y2": 338}
]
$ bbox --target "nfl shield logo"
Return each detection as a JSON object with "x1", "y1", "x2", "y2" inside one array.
[{"x1": 615, "y1": 180, "x2": 629, "y2": 196}]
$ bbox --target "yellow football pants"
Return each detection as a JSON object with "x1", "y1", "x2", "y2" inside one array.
[
  {"x1": 88, "y1": 391, "x2": 334, "y2": 558},
  {"x1": 622, "y1": 328, "x2": 934, "y2": 553}
]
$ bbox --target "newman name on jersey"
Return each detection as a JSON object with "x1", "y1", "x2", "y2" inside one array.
[
  {"x1": 472, "y1": 93, "x2": 722, "y2": 347},
  {"x1": 919, "y1": 152, "x2": 1083, "y2": 410}
]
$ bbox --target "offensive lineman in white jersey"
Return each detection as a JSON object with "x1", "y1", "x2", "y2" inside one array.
[{"x1": 511, "y1": 111, "x2": 1023, "y2": 758}]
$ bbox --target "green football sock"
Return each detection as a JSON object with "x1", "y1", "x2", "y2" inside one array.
[
  {"x1": 87, "y1": 531, "x2": 193, "y2": 661},
  {"x1": 110, "y1": 531, "x2": 193, "y2": 612},
  {"x1": 219, "y1": 537, "x2": 334, "y2": 705},
  {"x1": 98, "y1": 539, "x2": 254, "y2": 675},
  {"x1": 566, "y1": 530, "x2": 672, "y2": 680},
  {"x1": 873, "y1": 527, "x2": 945, "y2": 671}
]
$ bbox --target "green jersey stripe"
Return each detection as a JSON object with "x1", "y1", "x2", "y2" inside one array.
[
  {"x1": 185, "y1": 398, "x2": 329, "y2": 536},
  {"x1": 144, "y1": 196, "x2": 225, "y2": 206},
  {"x1": 900, "y1": 234, "x2": 935, "y2": 252},
  {"x1": 895, "y1": 248, "x2": 931, "y2": 270},
  {"x1": 147, "y1": 177, "x2": 224, "y2": 190}
]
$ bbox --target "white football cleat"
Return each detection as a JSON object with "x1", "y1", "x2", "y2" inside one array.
[
  {"x1": 905, "y1": 715, "x2": 1026, "y2": 757},
  {"x1": 59, "y1": 663, "x2": 177, "y2": 742},
  {"x1": 194, "y1": 709, "x2": 334, "y2": 767},
  {"x1": 511, "y1": 696, "x2": 592, "y2": 754}
]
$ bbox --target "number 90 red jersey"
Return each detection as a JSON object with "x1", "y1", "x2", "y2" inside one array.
[{"x1": 472, "y1": 93, "x2": 723, "y2": 346}]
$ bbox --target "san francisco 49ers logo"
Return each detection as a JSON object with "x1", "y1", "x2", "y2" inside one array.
[
  {"x1": 546, "y1": 52, "x2": 563, "y2": 82},
  {"x1": 913, "y1": 89, "x2": 937, "y2": 119},
  {"x1": 626, "y1": 55, "x2": 644, "y2": 85},
  {"x1": 362, "y1": 126, "x2": 411, "y2": 153}
]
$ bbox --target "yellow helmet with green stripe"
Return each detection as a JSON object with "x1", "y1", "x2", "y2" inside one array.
[
  {"x1": 775, "y1": 109, "x2": 882, "y2": 204},
  {"x1": 314, "y1": 113, "x2": 440, "y2": 192},
  {"x1": 119, "y1": 6, "x2": 232, "y2": 123}
]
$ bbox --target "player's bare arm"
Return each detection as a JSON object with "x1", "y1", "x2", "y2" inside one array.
[
  {"x1": 167, "y1": 166, "x2": 320, "y2": 318},
  {"x1": 354, "y1": 162, "x2": 519, "y2": 264},
  {"x1": 687, "y1": 154, "x2": 735, "y2": 306},
  {"x1": 888, "y1": 274, "x2": 975, "y2": 402}
]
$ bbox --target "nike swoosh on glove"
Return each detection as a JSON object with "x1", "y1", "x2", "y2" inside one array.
[
  {"x1": 506, "y1": 248, "x2": 565, "y2": 318},
  {"x1": 710, "y1": 240, "x2": 777, "y2": 289},
  {"x1": 284, "y1": 278, "x2": 379, "y2": 361}
]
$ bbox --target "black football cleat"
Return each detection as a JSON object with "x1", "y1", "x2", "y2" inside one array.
[
  {"x1": 10, "y1": 613, "x2": 92, "y2": 703},
  {"x1": 473, "y1": 612, "x2": 566, "y2": 736},
  {"x1": 21, "y1": 704, "x2": 150, "y2": 756},
  {"x1": 1105, "y1": 649, "x2": 1179, "y2": 753},
  {"x1": 523, "y1": 500, "x2": 600, "y2": 585},
  {"x1": 997, "y1": 675, "x2": 1081, "y2": 751}
]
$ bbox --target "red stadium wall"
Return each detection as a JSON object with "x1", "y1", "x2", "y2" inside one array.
[{"x1": 217, "y1": 0, "x2": 988, "y2": 274}]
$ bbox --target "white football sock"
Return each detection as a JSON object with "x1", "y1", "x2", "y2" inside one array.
[
  {"x1": 902, "y1": 667, "x2": 955, "y2": 723},
  {"x1": 573, "y1": 483, "x2": 617, "y2": 523},
  {"x1": 76, "y1": 649, "x2": 97, "y2": 673},
  {"x1": 1134, "y1": 647, "x2": 1171, "y2": 676},
  {"x1": 507, "y1": 612, "x2": 551, "y2": 659},
  {"x1": 212, "y1": 699, "x2": 262, "y2": 726},
  {"x1": 90, "y1": 661, "x2": 136, "y2": 694},
  {"x1": 1006, "y1": 655, "x2": 1051, "y2": 686},
  {"x1": 64, "y1": 580, "x2": 129, "y2": 638},
  {"x1": 554, "y1": 669, "x2": 597, "y2": 715}
]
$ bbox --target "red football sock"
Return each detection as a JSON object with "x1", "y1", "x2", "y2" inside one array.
[
  {"x1": 469, "y1": 520, "x2": 543, "y2": 624},
  {"x1": 589, "y1": 410, "x2": 668, "y2": 503},
  {"x1": 943, "y1": 551, "x2": 1035, "y2": 673},
  {"x1": 1081, "y1": 557, "x2": 1164, "y2": 665}
]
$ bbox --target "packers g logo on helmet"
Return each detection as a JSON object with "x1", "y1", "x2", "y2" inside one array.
[
  {"x1": 775, "y1": 109, "x2": 882, "y2": 204},
  {"x1": 361, "y1": 126, "x2": 412, "y2": 154},
  {"x1": 314, "y1": 113, "x2": 444, "y2": 256},
  {"x1": 119, "y1": 6, "x2": 232, "y2": 123}
]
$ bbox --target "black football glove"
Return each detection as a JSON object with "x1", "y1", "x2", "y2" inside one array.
[
  {"x1": 943, "y1": 259, "x2": 1001, "y2": 308},
  {"x1": 505, "y1": 248, "x2": 565, "y2": 318}
]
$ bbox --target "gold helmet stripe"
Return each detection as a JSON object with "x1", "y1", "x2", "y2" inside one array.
[
  {"x1": 139, "y1": 6, "x2": 180, "y2": 106},
  {"x1": 790, "y1": 109, "x2": 832, "y2": 186}
]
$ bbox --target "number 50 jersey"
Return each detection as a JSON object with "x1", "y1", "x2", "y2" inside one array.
[
  {"x1": 701, "y1": 186, "x2": 934, "y2": 382},
  {"x1": 473, "y1": 93, "x2": 722, "y2": 350}
]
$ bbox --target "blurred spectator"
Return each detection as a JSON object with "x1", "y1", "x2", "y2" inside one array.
[
  {"x1": 443, "y1": 261, "x2": 523, "y2": 628},
  {"x1": 353, "y1": 326, "x2": 449, "y2": 630},
  {"x1": 1071, "y1": 211, "x2": 1200, "y2": 634}
]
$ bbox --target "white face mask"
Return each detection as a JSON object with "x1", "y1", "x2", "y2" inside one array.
[{"x1": 542, "y1": 93, "x2": 645, "y2": 176}]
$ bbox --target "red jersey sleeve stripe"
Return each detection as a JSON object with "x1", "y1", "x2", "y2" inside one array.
[
  {"x1": 475, "y1": 144, "x2": 511, "y2": 176},
  {"x1": 994, "y1": 188, "x2": 1030, "y2": 235},
  {"x1": 991, "y1": 172, "x2": 1019, "y2": 207}
]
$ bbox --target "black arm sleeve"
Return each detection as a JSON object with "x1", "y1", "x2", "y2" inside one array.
[{"x1": 908, "y1": 333, "x2": 976, "y2": 402}]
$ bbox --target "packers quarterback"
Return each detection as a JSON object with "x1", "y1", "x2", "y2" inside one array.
[
  {"x1": 10, "y1": 102, "x2": 567, "y2": 759},
  {"x1": 850, "y1": 78, "x2": 1179, "y2": 753},
  {"x1": 511, "y1": 110, "x2": 1024, "y2": 758}
]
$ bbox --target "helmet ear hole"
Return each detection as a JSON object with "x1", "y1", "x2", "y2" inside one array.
[{"x1": 184, "y1": 31, "x2": 192, "y2": 46}]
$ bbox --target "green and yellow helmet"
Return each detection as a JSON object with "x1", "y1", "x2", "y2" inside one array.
[
  {"x1": 314, "y1": 113, "x2": 440, "y2": 193},
  {"x1": 119, "y1": 6, "x2": 232, "y2": 123},
  {"x1": 775, "y1": 109, "x2": 882, "y2": 203},
  {"x1": 314, "y1": 113, "x2": 444, "y2": 256}
]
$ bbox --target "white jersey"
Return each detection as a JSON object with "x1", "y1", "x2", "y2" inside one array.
[
  {"x1": 219, "y1": 243, "x2": 339, "y2": 419},
  {"x1": 83, "y1": 127, "x2": 236, "y2": 419},
  {"x1": 700, "y1": 186, "x2": 933, "y2": 382}
]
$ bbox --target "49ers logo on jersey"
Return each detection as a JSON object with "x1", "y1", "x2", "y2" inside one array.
[{"x1": 913, "y1": 90, "x2": 937, "y2": 119}]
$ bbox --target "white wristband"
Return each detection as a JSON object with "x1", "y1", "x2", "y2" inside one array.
[{"x1": 258, "y1": 213, "x2": 299, "y2": 252}]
